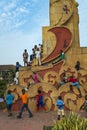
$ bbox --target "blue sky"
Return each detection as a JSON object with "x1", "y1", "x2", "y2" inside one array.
[{"x1": 0, "y1": 0, "x2": 87, "y2": 65}]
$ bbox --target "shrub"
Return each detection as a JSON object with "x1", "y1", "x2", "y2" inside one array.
[
  {"x1": 43, "y1": 126, "x2": 53, "y2": 130},
  {"x1": 0, "y1": 80, "x2": 7, "y2": 97},
  {"x1": 52, "y1": 112, "x2": 87, "y2": 130}
]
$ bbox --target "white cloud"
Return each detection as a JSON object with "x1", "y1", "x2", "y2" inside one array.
[
  {"x1": 18, "y1": 7, "x2": 29, "y2": 13},
  {"x1": 0, "y1": 1, "x2": 31, "y2": 33},
  {"x1": 4, "y1": 3, "x2": 15, "y2": 11},
  {"x1": 0, "y1": 13, "x2": 7, "y2": 17},
  {"x1": 13, "y1": 20, "x2": 27, "y2": 28}
]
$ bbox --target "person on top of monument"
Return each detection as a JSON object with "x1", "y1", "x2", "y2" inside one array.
[
  {"x1": 38, "y1": 44, "x2": 43, "y2": 59},
  {"x1": 16, "y1": 61, "x2": 22, "y2": 72},
  {"x1": 30, "y1": 44, "x2": 38, "y2": 62},
  {"x1": 35, "y1": 47, "x2": 41, "y2": 66},
  {"x1": 34, "y1": 45, "x2": 38, "y2": 54},
  {"x1": 23, "y1": 49, "x2": 28, "y2": 66},
  {"x1": 30, "y1": 48, "x2": 35, "y2": 62}
]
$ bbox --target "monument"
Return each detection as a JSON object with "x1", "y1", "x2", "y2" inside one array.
[
  {"x1": 5, "y1": 0, "x2": 87, "y2": 112},
  {"x1": 42, "y1": 0, "x2": 87, "y2": 66}
]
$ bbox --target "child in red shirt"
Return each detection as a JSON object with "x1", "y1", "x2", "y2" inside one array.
[
  {"x1": 69, "y1": 76, "x2": 82, "y2": 97},
  {"x1": 37, "y1": 90, "x2": 46, "y2": 112}
]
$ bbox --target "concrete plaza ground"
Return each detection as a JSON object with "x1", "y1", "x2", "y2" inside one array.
[
  {"x1": 0, "y1": 110, "x2": 86, "y2": 130},
  {"x1": 0, "y1": 110, "x2": 56, "y2": 130}
]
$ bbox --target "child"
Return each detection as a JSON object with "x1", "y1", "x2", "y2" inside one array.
[
  {"x1": 69, "y1": 76, "x2": 82, "y2": 97},
  {"x1": 58, "y1": 70, "x2": 68, "y2": 88},
  {"x1": 75, "y1": 61, "x2": 84, "y2": 71},
  {"x1": 13, "y1": 76, "x2": 18, "y2": 85},
  {"x1": 52, "y1": 50, "x2": 65, "y2": 64},
  {"x1": 17, "y1": 89, "x2": 33, "y2": 118},
  {"x1": 37, "y1": 90, "x2": 46, "y2": 112},
  {"x1": 56, "y1": 96, "x2": 65, "y2": 120},
  {"x1": 23, "y1": 49, "x2": 28, "y2": 66},
  {"x1": 6, "y1": 90, "x2": 14, "y2": 117},
  {"x1": 31, "y1": 71, "x2": 40, "y2": 84},
  {"x1": 35, "y1": 47, "x2": 41, "y2": 66},
  {"x1": 24, "y1": 82, "x2": 31, "y2": 91}
]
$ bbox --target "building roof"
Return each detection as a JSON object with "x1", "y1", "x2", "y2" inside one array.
[{"x1": 0, "y1": 65, "x2": 15, "y2": 71}]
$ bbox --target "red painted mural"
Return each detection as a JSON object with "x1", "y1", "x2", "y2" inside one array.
[{"x1": 42, "y1": 27, "x2": 72, "y2": 64}]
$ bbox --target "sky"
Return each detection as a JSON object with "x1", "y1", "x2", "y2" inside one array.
[{"x1": 0, "y1": 0, "x2": 87, "y2": 65}]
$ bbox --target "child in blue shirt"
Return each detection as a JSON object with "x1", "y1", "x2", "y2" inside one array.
[
  {"x1": 6, "y1": 90, "x2": 14, "y2": 117},
  {"x1": 56, "y1": 96, "x2": 65, "y2": 120}
]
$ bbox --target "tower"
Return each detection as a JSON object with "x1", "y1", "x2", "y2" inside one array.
[{"x1": 42, "y1": 0, "x2": 87, "y2": 67}]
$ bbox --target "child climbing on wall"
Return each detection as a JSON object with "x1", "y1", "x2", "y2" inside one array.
[
  {"x1": 31, "y1": 71, "x2": 40, "y2": 84},
  {"x1": 58, "y1": 70, "x2": 69, "y2": 88},
  {"x1": 37, "y1": 89, "x2": 46, "y2": 112},
  {"x1": 56, "y1": 96, "x2": 65, "y2": 120}
]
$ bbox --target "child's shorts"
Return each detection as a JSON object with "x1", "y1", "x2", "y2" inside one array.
[{"x1": 58, "y1": 109, "x2": 64, "y2": 116}]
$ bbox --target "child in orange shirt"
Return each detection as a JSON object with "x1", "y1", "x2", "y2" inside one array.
[{"x1": 17, "y1": 89, "x2": 33, "y2": 118}]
